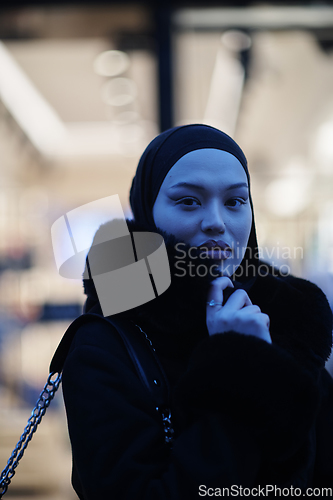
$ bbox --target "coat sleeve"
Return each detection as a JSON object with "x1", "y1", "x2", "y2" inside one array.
[
  {"x1": 171, "y1": 277, "x2": 331, "y2": 489},
  {"x1": 174, "y1": 333, "x2": 320, "y2": 463},
  {"x1": 313, "y1": 368, "x2": 333, "y2": 486},
  {"x1": 62, "y1": 321, "x2": 262, "y2": 500}
]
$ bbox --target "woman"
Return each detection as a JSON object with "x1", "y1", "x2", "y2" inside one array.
[{"x1": 60, "y1": 124, "x2": 333, "y2": 499}]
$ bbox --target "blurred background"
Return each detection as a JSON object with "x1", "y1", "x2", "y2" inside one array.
[{"x1": 0, "y1": 1, "x2": 333, "y2": 498}]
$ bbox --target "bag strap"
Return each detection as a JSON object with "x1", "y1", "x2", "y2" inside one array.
[
  {"x1": 0, "y1": 372, "x2": 62, "y2": 498},
  {"x1": 0, "y1": 313, "x2": 173, "y2": 499},
  {"x1": 50, "y1": 313, "x2": 171, "y2": 413}
]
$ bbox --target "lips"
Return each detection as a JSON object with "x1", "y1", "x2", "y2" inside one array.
[
  {"x1": 198, "y1": 239, "x2": 232, "y2": 260},
  {"x1": 198, "y1": 239, "x2": 231, "y2": 251}
]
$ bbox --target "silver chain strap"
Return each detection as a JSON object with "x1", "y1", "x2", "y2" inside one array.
[
  {"x1": 158, "y1": 407, "x2": 174, "y2": 445},
  {"x1": 134, "y1": 323, "x2": 174, "y2": 447},
  {"x1": 0, "y1": 321, "x2": 174, "y2": 497},
  {"x1": 134, "y1": 323, "x2": 156, "y2": 351},
  {"x1": 0, "y1": 371, "x2": 62, "y2": 498}
]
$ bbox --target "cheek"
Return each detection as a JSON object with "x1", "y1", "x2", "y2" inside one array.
[
  {"x1": 231, "y1": 210, "x2": 252, "y2": 244},
  {"x1": 153, "y1": 203, "x2": 193, "y2": 238},
  {"x1": 231, "y1": 213, "x2": 252, "y2": 265},
  {"x1": 241, "y1": 213, "x2": 253, "y2": 244},
  {"x1": 166, "y1": 215, "x2": 195, "y2": 240},
  {"x1": 152, "y1": 198, "x2": 170, "y2": 231},
  {"x1": 155, "y1": 214, "x2": 174, "y2": 234}
]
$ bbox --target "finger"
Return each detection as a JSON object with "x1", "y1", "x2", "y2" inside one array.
[
  {"x1": 242, "y1": 305, "x2": 261, "y2": 314},
  {"x1": 256, "y1": 313, "x2": 271, "y2": 336},
  {"x1": 262, "y1": 313, "x2": 270, "y2": 329},
  {"x1": 206, "y1": 277, "x2": 234, "y2": 308},
  {"x1": 222, "y1": 289, "x2": 252, "y2": 312}
]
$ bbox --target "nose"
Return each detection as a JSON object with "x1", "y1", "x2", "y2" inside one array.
[{"x1": 201, "y1": 202, "x2": 226, "y2": 234}]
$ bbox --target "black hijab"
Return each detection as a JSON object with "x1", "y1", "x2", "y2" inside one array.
[
  {"x1": 84, "y1": 124, "x2": 260, "y2": 336},
  {"x1": 130, "y1": 123, "x2": 259, "y2": 280}
]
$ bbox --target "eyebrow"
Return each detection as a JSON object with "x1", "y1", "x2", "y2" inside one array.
[{"x1": 169, "y1": 181, "x2": 248, "y2": 191}]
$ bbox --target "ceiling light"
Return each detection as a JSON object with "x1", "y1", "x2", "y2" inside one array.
[
  {"x1": 101, "y1": 78, "x2": 137, "y2": 107},
  {"x1": 93, "y1": 50, "x2": 130, "y2": 77},
  {"x1": 221, "y1": 30, "x2": 252, "y2": 52},
  {"x1": 0, "y1": 41, "x2": 66, "y2": 156},
  {"x1": 265, "y1": 175, "x2": 311, "y2": 217},
  {"x1": 174, "y1": 6, "x2": 333, "y2": 30},
  {"x1": 314, "y1": 121, "x2": 333, "y2": 169}
]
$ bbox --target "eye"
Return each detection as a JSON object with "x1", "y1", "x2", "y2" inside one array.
[
  {"x1": 226, "y1": 198, "x2": 247, "y2": 208},
  {"x1": 177, "y1": 197, "x2": 201, "y2": 207}
]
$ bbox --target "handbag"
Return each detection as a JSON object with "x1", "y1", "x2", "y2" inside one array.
[{"x1": 0, "y1": 313, "x2": 173, "y2": 498}]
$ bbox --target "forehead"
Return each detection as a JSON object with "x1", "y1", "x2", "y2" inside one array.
[{"x1": 162, "y1": 148, "x2": 247, "y2": 187}]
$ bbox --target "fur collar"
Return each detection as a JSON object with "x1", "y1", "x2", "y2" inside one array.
[
  {"x1": 249, "y1": 272, "x2": 332, "y2": 370},
  {"x1": 83, "y1": 218, "x2": 332, "y2": 369}
]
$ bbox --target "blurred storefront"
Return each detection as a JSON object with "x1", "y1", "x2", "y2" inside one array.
[{"x1": 0, "y1": 2, "x2": 333, "y2": 498}]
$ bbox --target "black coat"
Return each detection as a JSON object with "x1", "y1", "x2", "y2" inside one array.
[{"x1": 61, "y1": 220, "x2": 333, "y2": 499}]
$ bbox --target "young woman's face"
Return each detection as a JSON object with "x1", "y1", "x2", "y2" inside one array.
[{"x1": 152, "y1": 148, "x2": 252, "y2": 276}]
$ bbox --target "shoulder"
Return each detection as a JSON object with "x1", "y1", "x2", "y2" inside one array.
[
  {"x1": 60, "y1": 314, "x2": 137, "y2": 373},
  {"x1": 264, "y1": 272, "x2": 332, "y2": 329},
  {"x1": 254, "y1": 263, "x2": 330, "y2": 301},
  {"x1": 250, "y1": 268, "x2": 333, "y2": 367},
  {"x1": 281, "y1": 273, "x2": 331, "y2": 302},
  {"x1": 252, "y1": 265, "x2": 331, "y2": 318},
  {"x1": 69, "y1": 315, "x2": 118, "y2": 349}
]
